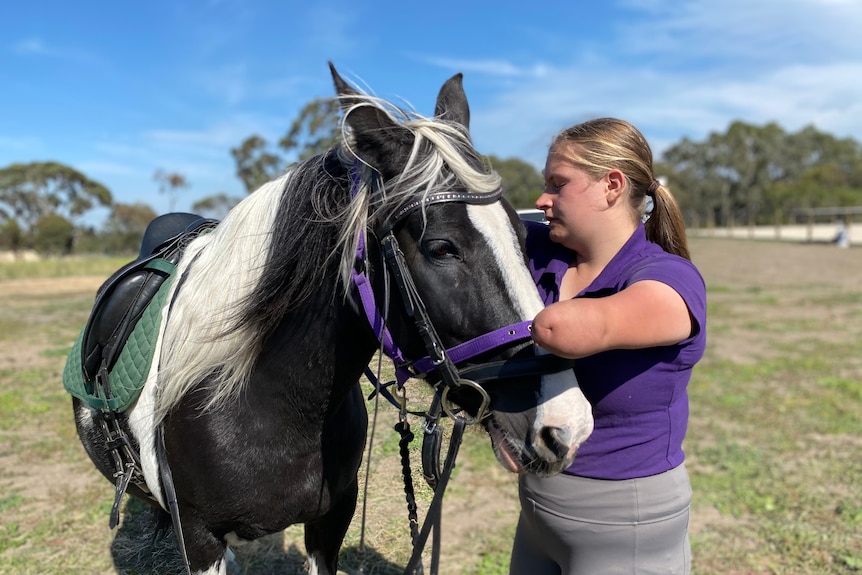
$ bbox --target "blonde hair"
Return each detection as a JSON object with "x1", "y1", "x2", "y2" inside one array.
[{"x1": 550, "y1": 118, "x2": 690, "y2": 260}]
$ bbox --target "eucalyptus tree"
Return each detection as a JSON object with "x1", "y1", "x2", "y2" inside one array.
[
  {"x1": 192, "y1": 193, "x2": 242, "y2": 219},
  {"x1": 104, "y1": 202, "x2": 158, "y2": 253},
  {"x1": 0, "y1": 161, "x2": 112, "y2": 230},
  {"x1": 230, "y1": 135, "x2": 285, "y2": 194},
  {"x1": 153, "y1": 170, "x2": 189, "y2": 213},
  {"x1": 487, "y1": 155, "x2": 544, "y2": 210},
  {"x1": 661, "y1": 122, "x2": 862, "y2": 226}
]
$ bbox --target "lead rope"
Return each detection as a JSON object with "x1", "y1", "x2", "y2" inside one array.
[
  {"x1": 396, "y1": 418, "x2": 422, "y2": 565},
  {"x1": 357, "y1": 235, "x2": 395, "y2": 575},
  {"x1": 356, "y1": 344, "x2": 385, "y2": 575},
  {"x1": 355, "y1": 235, "x2": 431, "y2": 575}
]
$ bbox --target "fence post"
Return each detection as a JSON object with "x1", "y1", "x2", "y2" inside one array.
[{"x1": 774, "y1": 209, "x2": 782, "y2": 240}]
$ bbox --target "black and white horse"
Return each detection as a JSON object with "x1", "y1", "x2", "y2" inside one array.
[{"x1": 72, "y1": 64, "x2": 593, "y2": 575}]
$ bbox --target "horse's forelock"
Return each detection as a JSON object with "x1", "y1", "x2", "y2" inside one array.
[{"x1": 335, "y1": 96, "x2": 501, "y2": 286}]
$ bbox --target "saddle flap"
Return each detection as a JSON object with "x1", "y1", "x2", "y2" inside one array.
[
  {"x1": 79, "y1": 215, "x2": 218, "y2": 381},
  {"x1": 82, "y1": 260, "x2": 175, "y2": 380}
]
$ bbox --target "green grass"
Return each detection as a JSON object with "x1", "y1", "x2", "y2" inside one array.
[
  {"x1": 1, "y1": 248, "x2": 861, "y2": 574},
  {"x1": 0, "y1": 256, "x2": 128, "y2": 280},
  {"x1": 668, "y1": 242, "x2": 862, "y2": 574}
]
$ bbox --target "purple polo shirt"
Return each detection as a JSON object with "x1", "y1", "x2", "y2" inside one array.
[{"x1": 525, "y1": 221, "x2": 707, "y2": 480}]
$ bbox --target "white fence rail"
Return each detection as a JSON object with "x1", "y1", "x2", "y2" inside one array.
[{"x1": 688, "y1": 223, "x2": 857, "y2": 246}]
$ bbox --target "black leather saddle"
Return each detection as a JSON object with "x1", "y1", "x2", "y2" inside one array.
[{"x1": 80, "y1": 213, "x2": 218, "y2": 385}]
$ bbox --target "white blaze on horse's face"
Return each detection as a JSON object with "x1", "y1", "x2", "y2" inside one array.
[
  {"x1": 464, "y1": 202, "x2": 593, "y2": 469},
  {"x1": 465, "y1": 202, "x2": 594, "y2": 471}
]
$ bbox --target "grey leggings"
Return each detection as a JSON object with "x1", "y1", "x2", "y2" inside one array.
[{"x1": 509, "y1": 464, "x2": 691, "y2": 575}]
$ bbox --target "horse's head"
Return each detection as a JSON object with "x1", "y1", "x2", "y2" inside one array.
[{"x1": 330, "y1": 63, "x2": 593, "y2": 476}]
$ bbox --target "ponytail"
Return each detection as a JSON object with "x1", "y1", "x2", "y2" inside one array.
[{"x1": 644, "y1": 183, "x2": 690, "y2": 260}]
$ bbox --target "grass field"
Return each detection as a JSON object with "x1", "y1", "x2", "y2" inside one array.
[{"x1": 0, "y1": 238, "x2": 860, "y2": 574}]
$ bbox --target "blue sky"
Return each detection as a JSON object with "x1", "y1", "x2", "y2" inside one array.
[{"x1": 2, "y1": 0, "x2": 861, "y2": 225}]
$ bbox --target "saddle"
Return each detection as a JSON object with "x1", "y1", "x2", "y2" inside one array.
[{"x1": 64, "y1": 213, "x2": 218, "y2": 412}]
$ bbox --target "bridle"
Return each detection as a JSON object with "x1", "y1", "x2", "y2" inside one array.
[
  {"x1": 349, "y1": 165, "x2": 574, "y2": 574},
  {"x1": 351, "y1": 165, "x2": 572, "y2": 417}
]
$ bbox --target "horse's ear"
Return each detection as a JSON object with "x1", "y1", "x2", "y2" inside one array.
[
  {"x1": 329, "y1": 61, "x2": 361, "y2": 104},
  {"x1": 434, "y1": 73, "x2": 470, "y2": 132},
  {"x1": 328, "y1": 62, "x2": 413, "y2": 178}
]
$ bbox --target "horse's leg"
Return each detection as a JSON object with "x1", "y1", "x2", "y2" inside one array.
[
  {"x1": 304, "y1": 383, "x2": 367, "y2": 575},
  {"x1": 303, "y1": 476, "x2": 359, "y2": 575},
  {"x1": 182, "y1": 518, "x2": 230, "y2": 575}
]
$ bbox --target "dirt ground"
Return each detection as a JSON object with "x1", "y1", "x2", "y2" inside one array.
[
  {"x1": 1, "y1": 236, "x2": 859, "y2": 574},
  {"x1": 690, "y1": 237, "x2": 862, "y2": 369},
  {"x1": 690, "y1": 237, "x2": 862, "y2": 290}
]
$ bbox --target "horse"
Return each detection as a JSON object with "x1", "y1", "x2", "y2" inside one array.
[{"x1": 69, "y1": 63, "x2": 594, "y2": 575}]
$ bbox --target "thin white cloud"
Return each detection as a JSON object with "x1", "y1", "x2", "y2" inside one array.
[
  {"x1": 75, "y1": 161, "x2": 141, "y2": 178},
  {"x1": 0, "y1": 135, "x2": 41, "y2": 154},
  {"x1": 11, "y1": 36, "x2": 102, "y2": 65},
  {"x1": 618, "y1": 0, "x2": 862, "y2": 64},
  {"x1": 193, "y1": 62, "x2": 249, "y2": 106},
  {"x1": 12, "y1": 38, "x2": 48, "y2": 55},
  {"x1": 144, "y1": 120, "x2": 280, "y2": 152},
  {"x1": 419, "y1": 56, "x2": 550, "y2": 78},
  {"x1": 473, "y1": 56, "x2": 862, "y2": 166},
  {"x1": 303, "y1": 5, "x2": 361, "y2": 57},
  {"x1": 454, "y1": 0, "x2": 862, "y2": 166}
]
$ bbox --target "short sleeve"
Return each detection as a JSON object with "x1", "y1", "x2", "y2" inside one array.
[{"x1": 629, "y1": 255, "x2": 707, "y2": 340}]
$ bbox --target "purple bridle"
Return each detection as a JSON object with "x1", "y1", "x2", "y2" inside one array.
[
  {"x1": 352, "y1": 244, "x2": 534, "y2": 386},
  {"x1": 348, "y1": 165, "x2": 572, "y2": 422}
]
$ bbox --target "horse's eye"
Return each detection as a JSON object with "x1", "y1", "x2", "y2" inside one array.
[{"x1": 424, "y1": 240, "x2": 458, "y2": 260}]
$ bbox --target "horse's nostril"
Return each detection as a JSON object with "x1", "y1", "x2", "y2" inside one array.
[{"x1": 541, "y1": 426, "x2": 572, "y2": 459}]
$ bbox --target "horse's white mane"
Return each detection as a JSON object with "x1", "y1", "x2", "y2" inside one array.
[
  {"x1": 154, "y1": 91, "x2": 501, "y2": 422},
  {"x1": 155, "y1": 175, "x2": 290, "y2": 421}
]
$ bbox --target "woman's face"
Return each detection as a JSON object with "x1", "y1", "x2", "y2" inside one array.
[{"x1": 537, "y1": 153, "x2": 608, "y2": 249}]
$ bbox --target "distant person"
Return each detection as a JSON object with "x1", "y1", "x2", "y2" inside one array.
[
  {"x1": 511, "y1": 118, "x2": 707, "y2": 575},
  {"x1": 835, "y1": 221, "x2": 850, "y2": 248}
]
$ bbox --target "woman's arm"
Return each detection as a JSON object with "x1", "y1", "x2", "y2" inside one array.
[{"x1": 531, "y1": 280, "x2": 693, "y2": 359}]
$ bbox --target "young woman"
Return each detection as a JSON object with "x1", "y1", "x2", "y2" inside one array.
[{"x1": 510, "y1": 118, "x2": 707, "y2": 575}]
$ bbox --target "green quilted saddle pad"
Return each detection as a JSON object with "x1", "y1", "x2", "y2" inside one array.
[{"x1": 63, "y1": 272, "x2": 175, "y2": 412}]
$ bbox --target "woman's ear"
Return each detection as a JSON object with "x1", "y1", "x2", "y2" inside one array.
[{"x1": 605, "y1": 169, "x2": 626, "y2": 205}]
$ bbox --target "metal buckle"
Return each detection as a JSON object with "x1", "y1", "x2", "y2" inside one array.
[{"x1": 441, "y1": 379, "x2": 490, "y2": 425}]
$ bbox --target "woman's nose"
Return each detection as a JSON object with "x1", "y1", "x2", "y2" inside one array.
[{"x1": 535, "y1": 192, "x2": 551, "y2": 211}]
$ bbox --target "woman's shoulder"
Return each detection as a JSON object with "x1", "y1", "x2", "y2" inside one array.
[
  {"x1": 630, "y1": 240, "x2": 703, "y2": 283},
  {"x1": 629, "y1": 248, "x2": 707, "y2": 325}
]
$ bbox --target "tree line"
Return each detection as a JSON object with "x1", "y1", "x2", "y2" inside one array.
[
  {"x1": 2, "y1": 99, "x2": 861, "y2": 256},
  {"x1": 659, "y1": 121, "x2": 862, "y2": 228}
]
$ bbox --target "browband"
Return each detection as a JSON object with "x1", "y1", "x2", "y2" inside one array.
[{"x1": 379, "y1": 188, "x2": 504, "y2": 234}]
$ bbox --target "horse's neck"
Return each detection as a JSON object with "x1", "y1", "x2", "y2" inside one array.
[{"x1": 255, "y1": 295, "x2": 379, "y2": 410}]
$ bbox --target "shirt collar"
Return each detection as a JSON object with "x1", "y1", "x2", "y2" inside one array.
[{"x1": 527, "y1": 221, "x2": 648, "y2": 298}]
